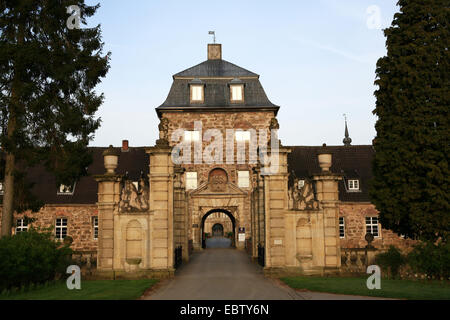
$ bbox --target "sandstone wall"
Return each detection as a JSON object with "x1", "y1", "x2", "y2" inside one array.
[
  {"x1": 339, "y1": 202, "x2": 416, "y2": 250},
  {"x1": 0, "y1": 205, "x2": 98, "y2": 252}
]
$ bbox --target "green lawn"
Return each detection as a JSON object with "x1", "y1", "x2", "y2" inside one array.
[
  {"x1": 0, "y1": 279, "x2": 158, "y2": 300},
  {"x1": 280, "y1": 276, "x2": 450, "y2": 300}
]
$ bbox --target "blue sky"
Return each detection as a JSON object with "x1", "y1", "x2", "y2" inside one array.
[{"x1": 85, "y1": 0, "x2": 399, "y2": 147}]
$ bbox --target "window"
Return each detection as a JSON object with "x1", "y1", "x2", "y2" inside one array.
[
  {"x1": 339, "y1": 217, "x2": 345, "y2": 238},
  {"x1": 16, "y1": 219, "x2": 28, "y2": 234},
  {"x1": 186, "y1": 172, "x2": 198, "y2": 190},
  {"x1": 298, "y1": 180, "x2": 305, "y2": 189},
  {"x1": 190, "y1": 85, "x2": 204, "y2": 103},
  {"x1": 230, "y1": 84, "x2": 244, "y2": 102},
  {"x1": 238, "y1": 171, "x2": 250, "y2": 188},
  {"x1": 348, "y1": 179, "x2": 360, "y2": 191},
  {"x1": 0, "y1": 182, "x2": 4, "y2": 195},
  {"x1": 55, "y1": 218, "x2": 68, "y2": 240},
  {"x1": 184, "y1": 131, "x2": 201, "y2": 142},
  {"x1": 93, "y1": 217, "x2": 99, "y2": 240},
  {"x1": 366, "y1": 217, "x2": 380, "y2": 237},
  {"x1": 235, "y1": 131, "x2": 251, "y2": 142},
  {"x1": 57, "y1": 183, "x2": 76, "y2": 195}
]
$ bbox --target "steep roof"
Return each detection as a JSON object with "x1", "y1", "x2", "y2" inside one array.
[
  {"x1": 1, "y1": 145, "x2": 375, "y2": 205},
  {"x1": 287, "y1": 145, "x2": 375, "y2": 202},
  {"x1": 8, "y1": 148, "x2": 149, "y2": 205},
  {"x1": 156, "y1": 54, "x2": 279, "y2": 117},
  {"x1": 174, "y1": 59, "x2": 259, "y2": 78},
  {"x1": 157, "y1": 78, "x2": 279, "y2": 115}
]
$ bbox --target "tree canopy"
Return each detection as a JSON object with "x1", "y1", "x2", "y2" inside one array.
[
  {"x1": 0, "y1": 0, "x2": 110, "y2": 236},
  {"x1": 371, "y1": 0, "x2": 449, "y2": 242}
]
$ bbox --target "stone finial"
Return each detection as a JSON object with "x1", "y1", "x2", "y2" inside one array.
[
  {"x1": 103, "y1": 145, "x2": 120, "y2": 174},
  {"x1": 318, "y1": 144, "x2": 332, "y2": 172},
  {"x1": 269, "y1": 118, "x2": 280, "y2": 130},
  {"x1": 156, "y1": 118, "x2": 170, "y2": 147}
]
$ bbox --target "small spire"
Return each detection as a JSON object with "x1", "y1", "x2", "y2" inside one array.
[{"x1": 343, "y1": 114, "x2": 352, "y2": 146}]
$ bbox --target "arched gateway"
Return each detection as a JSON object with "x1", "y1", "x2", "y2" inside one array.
[
  {"x1": 94, "y1": 43, "x2": 343, "y2": 279},
  {"x1": 201, "y1": 209, "x2": 235, "y2": 248}
]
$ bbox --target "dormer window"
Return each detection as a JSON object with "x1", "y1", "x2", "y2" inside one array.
[
  {"x1": 348, "y1": 179, "x2": 360, "y2": 191},
  {"x1": 190, "y1": 79, "x2": 204, "y2": 103},
  {"x1": 230, "y1": 84, "x2": 244, "y2": 103},
  {"x1": 57, "y1": 183, "x2": 76, "y2": 195}
]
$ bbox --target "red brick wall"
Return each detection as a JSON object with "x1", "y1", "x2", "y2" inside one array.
[
  {"x1": 339, "y1": 203, "x2": 416, "y2": 250},
  {"x1": 0, "y1": 205, "x2": 99, "y2": 252}
]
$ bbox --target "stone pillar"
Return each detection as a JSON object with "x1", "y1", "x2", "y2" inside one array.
[
  {"x1": 95, "y1": 146, "x2": 122, "y2": 277},
  {"x1": 312, "y1": 147, "x2": 342, "y2": 272},
  {"x1": 173, "y1": 165, "x2": 189, "y2": 262},
  {"x1": 262, "y1": 146, "x2": 291, "y2": 274},
  {"x1": 146, "y1": 145, "x2": 175, "y2": 272}
]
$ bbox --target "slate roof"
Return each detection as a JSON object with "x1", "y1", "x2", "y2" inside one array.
[
  {"x1": 156, "y1": 60, "x2": 279, "y2": 117},
  {"x1": 287, "y1": 145, "x2": 375, "y2": 202},
  {"x1": 9, "y1": 148, "x2": 149, "y2": 205},
  {"x1": 174, "y1": 59, "x2": 260, "y2": 78},
  {"x1": 1, "y1": 145, "x2": 374, "y2": 205}
]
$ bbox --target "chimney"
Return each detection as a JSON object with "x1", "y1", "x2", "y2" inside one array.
[
  {"x1": 122, "y1": 140, "x2": 129, "y2": 152},
  {"x1": 208, "y1": 43, "x2": 222, "y2": 60}
]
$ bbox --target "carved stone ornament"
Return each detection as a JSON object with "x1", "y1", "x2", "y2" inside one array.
[
  {"x1": 269, "y1": 118, "x2": 280, "y2": 130},
  {"x1": 156, "y1": 118, "x2": 170, "y2": 146},
  {"x1": 289, "y1": 178, "x2": 319, "y2": 210},
  {"x1": 119, "y1": 177, "x2": 149, "y2": 213},
  {"x1": 208, "y1": 168, "x2": 228, "y2": 192}
]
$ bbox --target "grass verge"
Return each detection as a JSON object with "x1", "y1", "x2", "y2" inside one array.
[
  {"x1": 280, "y1": 276, "x2": 450, "y2": 300},
  {"x1": 0, "y1": 279, "x2": 158, "y2": 300}
]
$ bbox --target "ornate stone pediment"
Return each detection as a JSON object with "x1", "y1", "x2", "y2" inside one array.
[
  {"x1": 289, "y1": 178, "x2": 319, "y2": 210},
  {"x1": 190, "y1": 181, "x2": 247, "y2": 197},
  {"x1": 119, "y1": 177, "x2": 149, "y2": 213}
]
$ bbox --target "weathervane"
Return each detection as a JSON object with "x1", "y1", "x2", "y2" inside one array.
[{"x1": 208, "y1": 31, "x2": 216, "y2": 44}]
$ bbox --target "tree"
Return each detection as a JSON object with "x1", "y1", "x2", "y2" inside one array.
[
  {"x1": 0, "y1": 1, "x2": 110, "y2": 237},
  {"x1": 371, "y1": 0, "x2": 449, "y2": 242}
]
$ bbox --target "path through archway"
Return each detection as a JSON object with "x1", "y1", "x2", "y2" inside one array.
[{"x1": 201, "y1": 209, "x2": 236, "y2": 249}]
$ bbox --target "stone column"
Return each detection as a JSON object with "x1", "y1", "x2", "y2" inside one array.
[
  {"x1": 262, "y1": 146, "x2": 291, "y2": 274},
  {"x1": 173, "y1": 165, "x2": 189, "y2": 262},
  {"x1": 146, "y1": 144, "x2": 175, "y2": 272},
  {"x1": 312, "y1": 147, "x2": 343, "y2": 272},
  {"x1": 95, "y1": 146, "x2": 122, "y2": 278}
]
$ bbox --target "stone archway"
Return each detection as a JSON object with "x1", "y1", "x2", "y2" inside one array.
[{"x1": 201, "y1": 209, "x2": 236, "y2": 249}]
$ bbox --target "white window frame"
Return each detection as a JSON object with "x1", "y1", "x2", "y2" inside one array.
[
  {"x1": 0, "y1": 182, "x2": 4, "y2": 195},
  {"x1": 184, "y1": 131, "x2": 201, "y2": 142},
  {"x1": 190, "y1": 85, "x2": 204, "y2": 103},
  {"x1": 55, "y1": 218, "x2": 68, "y2": 240},
  {"x1": 57, "y1": 183, "x2": 76, "y2": 196},
  {"x1": 238, "y1": 171, "x2": 250, "y2": 188},
  {"x1": 366, "y1": 217, "x2": 380, "y2": 238},
  {"x1": 186, "y1": 172, "x2": 198, "y2": 190},
  {"x1": 298, "y1": 180, "x2": 305, "y2": 189},
  {"x1": 230, "y1": 84, "x2": 244, "y2": 102},
  {"x1": 235, "y1": 131, "x2": 251, "y2": 142},
  {"x1": 16, "y1": 219, "x2": 28, "y2": 234},
  {"x1": 93, "y1": 216, "x2": 99, "y2": 240},
  {"x1": 339, "y1": 217, "x2": 345, "y2": 239},
  {"x1": 348, "y1": 179, "x2": 360, "y2": 191}
]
